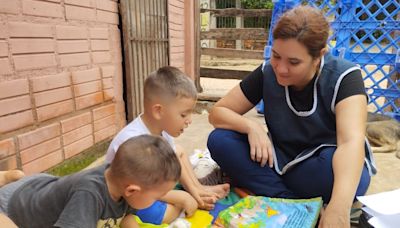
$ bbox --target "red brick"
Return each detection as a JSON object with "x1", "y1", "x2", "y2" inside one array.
[
  {"x1": 0, "y1": 95, "x2": 31, "y2": 116},
  {"x1": 31, "y1": 72, "x2": 71, "y2": 92},
  {"x1": 59, "y1": 52, "x2": 90, "y2": 67},
  {"x1": 89, "y1": 28, "x2": 108, "y2": 39},
  {"x1": 0, "y1": 79, "x2": 29, "y2": 99},
  {"x1": 94, "y1": 124, "x2": 115, "y2": 143},
  {"x1": 169, "y1": 30, "x2": 184, "y2": 39},
  {"x1": 9, "y1": 22, "x2": 53, "y2": 38},
  {"x1": 96, "y1": 10, "x2": 119, "y2": 24},
  {"x1": 169, "y1": 4, "x2": 184, "y2": 16},
  {"x1": 101, "y1": 65, "x2": 114, "y2": 78},
  {"x1": 0, "y1": 41, "x2": 8, "y2": 57},
  {"x1": 61, "y1": 112, "x2": 92, "y2": 133},
  {"x1": 71, "y1": 68, "x2": 101, "y2": 84},
  {"x1": 0, "y1": 24, "x2": 6, "y2": 39},
  {"x1": 10, "y1": 38, "x2": 54, "y2": 54},
  {"x1": 102, "y1": 78, "x2": 113, "y2": 89},
  {"x1": 62, "y1": 124, "x2": 92, "y2": 145},
  {"x1": 57, "y1": 40, "x2": 89, "y2": 54},
  {"x1": 36, "y1": 99, "x2": 74, "y2": 121},
  {"x1": 22, "y1": 150, "x2": 63, "y2": 174},
  {"x1": 22, "y1": 0, "x2": 63, "y2": 18},
  {"x1": 14, "y1": 53, "x2": 57, "y2": 70},
  {"x1": 169, "y1": 13, "x2": 183, "y2": 25},
  {"x1": 20, "y1": 137, "x2": 61, "y2": 164},
  {"x1": 0, "y1": 58, "x2": 12, "y2": 75},
  {"x1": 103, "y1": 88, "x2": 114, "y2": 101},
  {"x1": 65, "y1": 0, "x2": 95, "y2": 8},
  {"x1": 91, "y1": 40, "x2": 109, "y2": 51},
  {"x1": 0, "y1": 138, "x2": 15, "y2": 159},
  {"x1": 34, "y1": 87, "x2": 72, "y2": 107},
  {"x1": 92, "y1": 51, "x2": 111, "y2": 63},
  {"x1": 92, "y1": 103, "x2": 115, "y2": 120},
  {"x1": 74, "y1": 80, "x2": 102, "y2": 97},
  {"x1": 18, "y1": 123, "x2": 60, "y2": 150},
  {"x1": 0, "y1": 156, "x2": 17, "y2": 170},
  {"x1": 56, "y1": 25, "x2": 87, "y2": 40},
  {"x1": 169, "y1": 0, "x2": 184, "y2": 8},
  {"x1": 65, "y1": 5, "x2": 96, "y2": 21},
  {"x1": 0, "y1": 111, "x2": 34, "y2": 134},
  {"x1": 64, "y1": 135, "x2": 93, "y2": 158},
  {"x1": 94, "y1": 114, "x2": 114, "y2": 131},
  {"x1": 96, "y1": 0, "x2": 118, "y2": 13},
  {"x1": 0, "y1": 0, "x2": 19, "y2": 14},
  {"x1": 75, "y1": 92, "x2": 103, "y2": 110}
]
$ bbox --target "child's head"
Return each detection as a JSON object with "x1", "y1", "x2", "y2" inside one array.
[
  {"x1": 109, "y1": 135, "x2": 181, "y2": 209},
  {"x1": 144, "y1": 66, "x2": 197, "y2": 137}
]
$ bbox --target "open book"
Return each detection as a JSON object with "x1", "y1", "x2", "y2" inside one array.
[{"x1": 215, "y1": 196, "x2": 322, "y2": 228}]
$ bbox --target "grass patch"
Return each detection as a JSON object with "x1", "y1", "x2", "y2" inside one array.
[{"x1": 47, "y1": 140, "x2": 111, "y2": 176}]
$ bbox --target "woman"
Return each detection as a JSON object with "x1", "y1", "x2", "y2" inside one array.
[{"x1": 207, "y1": 5, "x2": 376, "y2": 227}]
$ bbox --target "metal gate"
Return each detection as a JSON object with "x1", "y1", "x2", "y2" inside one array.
[{"x1": 120, "y1": 0, "x2": 169, "y2": 121}]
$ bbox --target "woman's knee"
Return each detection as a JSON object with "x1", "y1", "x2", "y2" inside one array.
[{"x1": 207, "y1": 129, "x2": 245, "y2": 153}]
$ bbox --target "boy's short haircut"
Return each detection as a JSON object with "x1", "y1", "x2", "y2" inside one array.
[
  {"x1": 109, "y1": 135, "x2": 181, "y2": 187},
  {"x1": 144, "y1": 66, "x2": 197, "y2": 102}
]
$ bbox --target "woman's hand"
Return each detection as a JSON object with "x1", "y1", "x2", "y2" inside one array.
[
  {"x1": 246, "y1": 120, "x2": 273, "y2": 167},
  {"x1": 178, "y1": 191, "x2": 199, "y2": 217},
  {"x1": 318, "y1": 202, "x2": 350, "y2": 228}
]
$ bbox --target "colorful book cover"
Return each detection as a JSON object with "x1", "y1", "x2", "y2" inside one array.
[{"x1": 215, "y1": 196, "x2": 322, "y2": 228}]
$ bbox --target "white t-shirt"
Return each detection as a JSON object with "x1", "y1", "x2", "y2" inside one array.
[{"x1": 105, "y1": 115, "x2": 176, "y2": 164}]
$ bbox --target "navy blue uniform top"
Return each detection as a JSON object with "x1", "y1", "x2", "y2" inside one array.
[{"x1": 240, "y1": 53, "x2": 376, "y2": 175}]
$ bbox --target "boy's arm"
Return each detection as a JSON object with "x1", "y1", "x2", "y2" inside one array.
[
  {"x1": 120, "y1": 215, "x2": 139, "y2": 228},
  {"x1": 160, "y1": 190, "x2": 198, "y2": 217},
  {"x1": 0, "y1": 213, "x2": 18, "y2": 228}
]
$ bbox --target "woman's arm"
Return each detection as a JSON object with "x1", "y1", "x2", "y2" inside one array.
[
  {"x1": 319, "y1": 94, "x2": 367, "y2": 227},
  {"x1": 209, "y1": 85, "x2": 256, "y2": 132},
  {"x1": 209, "y1": 85, "x2": 273, "y2": 167}
]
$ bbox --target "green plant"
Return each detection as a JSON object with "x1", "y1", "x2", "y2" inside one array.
[{"x1": 241, "y1": 0, "x2": 273, "y2": 9}]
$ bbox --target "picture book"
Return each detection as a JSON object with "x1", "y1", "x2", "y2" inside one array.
[{"x1": 215, "y1": 196, "x2": 322, "y2": 228}]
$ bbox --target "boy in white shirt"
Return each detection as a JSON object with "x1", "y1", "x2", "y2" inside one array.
[{"x1": 106, "y1": 66, "x2": 229, "y2": 224}]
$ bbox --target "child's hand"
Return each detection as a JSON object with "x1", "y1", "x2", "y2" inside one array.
[{"x1": 179, "y1": 191, "x2": 198, "y2": 217}]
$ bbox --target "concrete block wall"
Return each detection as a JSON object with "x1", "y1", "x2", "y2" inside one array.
[{"x1": 0, "y1": 0, "x2": 125, "y2": 175}]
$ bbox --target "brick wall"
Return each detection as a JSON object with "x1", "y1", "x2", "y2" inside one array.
[
  {"x1": 168, "y1": 0, "x2": 198, "y2": 82},
  {"x1": 0, "y1": 0, "x2": 125, "y2": 175},
  {"x1": 168, "y1": 0, "x2": 185, "y2": 71}
]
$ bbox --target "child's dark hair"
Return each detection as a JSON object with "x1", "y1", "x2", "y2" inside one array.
[
  {"x1": 109, "y1": 135, "x2": 181, "y2": 187},
  {"x1": 144, "y1": 66, "x2": 197, "y2": 102}
]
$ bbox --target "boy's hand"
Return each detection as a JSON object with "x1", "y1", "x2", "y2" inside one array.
[
  {"x1": 188, "y1": 186, "x2": 217, "y2": 210},
  {"x1": 120, "y1": 215, "x2": 140, "y2": 228},
  {"x1": 178, "y1": 192, "x2": 199, "y2": 217}
]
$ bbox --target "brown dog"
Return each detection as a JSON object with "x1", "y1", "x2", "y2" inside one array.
[{"x1": 366, "y1": 113, "x2": 400, "y2": 158}]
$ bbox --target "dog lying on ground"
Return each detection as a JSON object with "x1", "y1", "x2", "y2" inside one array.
[{"x1": 366, "y1": 112, "x2": 400, "y2": 158}]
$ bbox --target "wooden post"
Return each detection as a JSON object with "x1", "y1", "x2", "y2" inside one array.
[
  {"x1": 235, "y1": 0, "x2": 242, "y2": 50},
  {"x1": 209, "y1": 0, "x2": 216, "y2": 49},
  {"x1": 194, "y1": 0, "x2": 203, "y2": 92}
]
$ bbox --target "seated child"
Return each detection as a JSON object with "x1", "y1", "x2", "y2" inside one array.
[
  {"x1": 105, "y1": 66, "x2": 230, "y2": 224},
  {"x1": 0, "y1": 135, "x2": 185, "y2": 228}
]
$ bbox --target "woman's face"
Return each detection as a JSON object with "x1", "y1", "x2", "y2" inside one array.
[{"x1": 270, "y1": 38, "x2": 322, "y2": 90}]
